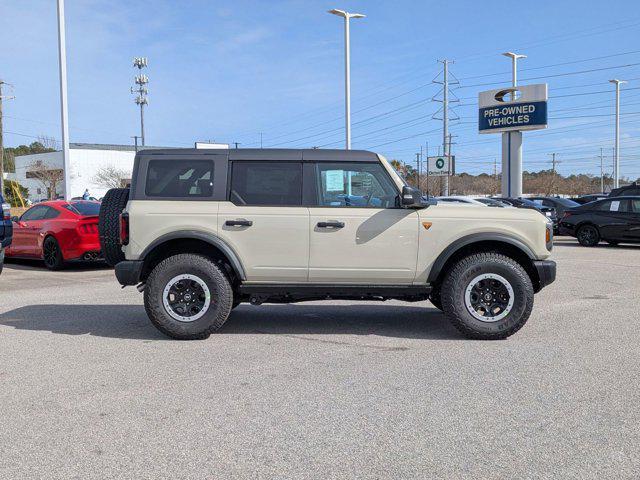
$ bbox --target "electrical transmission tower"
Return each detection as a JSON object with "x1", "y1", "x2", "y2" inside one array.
[
  {"x1": 432, "y1": 59, "x2": 459, "y2": 196},
  {"x1": 131, "y1": 57, "x2": 149, "y2": 146}
]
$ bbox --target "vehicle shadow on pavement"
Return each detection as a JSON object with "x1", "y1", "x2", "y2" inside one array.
[
  {"x1": 0, "y1": 304, "x2": 461, "y2": 341},
  {"x1": 4, "y1": 258, "x2": 112, "y2": 271}
]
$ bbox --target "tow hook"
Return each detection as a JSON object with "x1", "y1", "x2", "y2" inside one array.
[{"x1": 136, "y1": 282, "x2": 146, "y2": 293}]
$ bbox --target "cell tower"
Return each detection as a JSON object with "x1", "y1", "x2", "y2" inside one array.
[{"x1": 131, "y1": 57, "x2": 149, "y2": 146}]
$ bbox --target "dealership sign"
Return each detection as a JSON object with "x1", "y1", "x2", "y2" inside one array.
[
  {"x1": 427, "y1": 155, "x2": 455, "y2": 176},
  {"x1": 478, "y1": 84, "x2": 548, "y2": 134}
]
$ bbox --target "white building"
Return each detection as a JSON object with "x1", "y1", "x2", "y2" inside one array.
[{"x1": 12, "y1": 143, "x2": 166, "y2": 202}]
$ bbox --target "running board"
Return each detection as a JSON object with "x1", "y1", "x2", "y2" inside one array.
[{"x1": 238, "y1": 284, "x2": 432, "y2": 305}]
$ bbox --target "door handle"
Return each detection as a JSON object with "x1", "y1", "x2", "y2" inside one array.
[
  {"x1": 225, "y1": 219, "x2": 253, "y2": 227},
  {"x1": 317, "y1": 221, "x2": 344, "y2": 229}
]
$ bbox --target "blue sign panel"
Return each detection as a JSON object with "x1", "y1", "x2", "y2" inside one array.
[{"x1": 479, "y1": 101, "x2": 547, "y2": 132}]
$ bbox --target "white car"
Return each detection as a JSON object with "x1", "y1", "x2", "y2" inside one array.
[{"x1": 437, "y1": 196, "x2": 508, "y2": 207}]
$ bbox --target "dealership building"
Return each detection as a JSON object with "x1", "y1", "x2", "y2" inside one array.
[{"x1": 10, "y1": 143, "x2": 166, "y2": 202}]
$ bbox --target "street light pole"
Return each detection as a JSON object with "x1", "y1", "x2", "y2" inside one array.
[
  {"x1": 328, "y1": 9, "x2": 365, "y2": 150},
  {"x1": 57, "y1": 0, "x2": 71, "y2": 201},
  {"x1": 609, "y1": 79, "x2": 626, "y2": 189}
]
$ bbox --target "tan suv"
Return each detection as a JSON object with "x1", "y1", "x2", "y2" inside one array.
[{"x1": 98, "y1": 149, "x2": 555, "y2": 340}]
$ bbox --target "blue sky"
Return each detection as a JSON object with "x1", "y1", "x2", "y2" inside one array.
[{"x1": 1, "y1": 0, "x2": 640, "y2": 179}]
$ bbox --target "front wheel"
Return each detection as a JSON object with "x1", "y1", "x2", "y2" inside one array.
[
  {"x1": 144, "y1": 254, "x2": 233, "y2": 339},
  {"x1": 43, "y1": 236, "x2": 64, "y2": 270},
  {"x1": 441, "y1": 253, "x2": 534, "y2": 340},
  {"x1": 577, "y1": 224, "x2": 600, "y2": 247}
]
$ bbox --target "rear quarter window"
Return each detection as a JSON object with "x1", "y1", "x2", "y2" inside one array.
[{"x1": 145, "y1": 160, "x2": 214, "y2": 198}]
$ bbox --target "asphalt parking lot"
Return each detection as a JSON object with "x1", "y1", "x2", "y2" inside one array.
[{"x1": 1, "y1": 239, "x2": 639, "y2": 479}]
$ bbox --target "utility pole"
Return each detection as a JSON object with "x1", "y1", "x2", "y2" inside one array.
[
  {"x1": 233, "y1": 142, "x2": 241, "y2": 149},
  {"x1": 599, "y1": 147, "x2": 605, "y2": 193},
  {"x1": 328, "y1": 9, "x2": 365, "y2": 150},
  {"x1": 548, "y1": 153, "x2": 560, "y2": 195},
  {"x1": 0, "y1": 80, "x2": 15, "y2": 194},
  {"x1": 415, "y1": 152, "x2": 421, "y2": 188},
  {"x1": 57, "y1": 0, "x2": 71, "y2": 200},
  {"x1": 131, "y1": 135, "x2": 140, "y2": 152},
  {"x1": 131, "y1": 57, "x2": 149, "y2": 146},
  {"x1": 609, "y1": 79, "x2": 626, "y2": 188}
]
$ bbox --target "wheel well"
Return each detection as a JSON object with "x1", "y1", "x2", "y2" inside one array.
[
  {"x1": 140, "y1": 238, "x2": 240, "y2": 287},
  {"x1": 431, "y1": 240, "x2": 541, "y2": 292}
]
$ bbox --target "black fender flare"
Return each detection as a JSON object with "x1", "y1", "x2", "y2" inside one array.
[
  {"x1": 426, "y1": 233, "x2": 536, "y2": 284},
  {"x1": 139, "y1": 230, "x2": 247, "y2": 281}
]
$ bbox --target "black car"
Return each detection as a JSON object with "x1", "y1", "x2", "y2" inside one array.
[
  {"x1": 569, "y1": 194, "x2": 609, "y2": 205},
  {"x1": 559, "y1": 196, "x2": 640, "y2": 246},
  {"x1": 609, "y1": 181, "x2": 640, "y2": 198},
  {"x1": 528, "y1": 196, "x2": 581, "y2": 223},
  {"x1": 492, "y1": 197, "x2": 557, "y2": 226},
  {"x1": 0, "y1": 193, "x2": 13, "y2": 275}
]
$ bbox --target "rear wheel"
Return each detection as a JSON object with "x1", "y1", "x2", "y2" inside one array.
[
  {"x1": 98, "y1": 188, "x2": 129, "y2": 266},
  {"x1": 144, "y1": 254, "x2": 233, "y2": 339},
  {"x1": 441, "y1": 252, "x2": 534, "y2": 340},
  {"x1": 577, "y1": 224, "x2": 600, "y2": 247},
  {"x1": 43, "y1": 236, "x2": 64, "y2": 270}
]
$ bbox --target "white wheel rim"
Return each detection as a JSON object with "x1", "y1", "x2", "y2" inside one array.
[
  {"x1": 162, "y1": 274, "x2": 211, "y2": 323},
  {"x1": 464, "y1": 273, "x2": 515, "y2": 323}
]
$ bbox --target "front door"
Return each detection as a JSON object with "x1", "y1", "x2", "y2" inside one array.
[
  {"x1": 308, "y1": 161, "x2": 419, "y2": 284},
  {"x1": 11, "y1": 205, "x2": 48, "y2": 257},
  {"x1": 217, "y1": 160, "x2": 309, "y2": 283}
]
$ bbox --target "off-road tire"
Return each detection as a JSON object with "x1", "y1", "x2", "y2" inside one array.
[
  {"x1": 42, "y1": 236, "x2": 64, "y2": 270},
  {"x1": 441, "y1": 252, "x2": 534, "y2": 340},
  {"x1": 429, "y1": 283, "x2": 443, "y2": 311},
  {"x1": 576, "y1": 224, "x2": 599, "y2": 247},
  {"x1": 98, "y1": 188, "x2": 129, "y2": 266},
  {"x1": 144, "y1": 254, "x2": 233, "y2": 340}
]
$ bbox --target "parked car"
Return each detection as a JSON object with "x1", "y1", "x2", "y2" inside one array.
[
  {"x1": 98, "y1": 148, "x2": 555, "y2": 341},
  {"x1": 494, "y1": 197, "x2": 558, "y2": 232},
  {"x1": 0, "y1": 194, "x2": 13, "y2": 275},
  {"x1": 569, "y1": 194, "x2": 608, "y2": 205},
  {"x1": 609, "y1": 181, "x2": 640, "y2": 198},
  {"x1": 559, "y1": 196, "x2": 640, "y2": 246},
  {"x1": 527, "y1": 196, "x2": 580, "y2": 231},
  {"x1": 437, "y1": 196, "x2": 508, "y2": 207},
  {"x1": 5, "y1": 200, "x2": 102, "y2": 269}
]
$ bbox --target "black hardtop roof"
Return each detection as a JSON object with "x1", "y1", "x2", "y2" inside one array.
[{"x1": 137, "y1": 148, "x2": 380, "y2": 162}]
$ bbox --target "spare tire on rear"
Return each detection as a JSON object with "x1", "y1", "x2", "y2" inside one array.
[{"x1": 99, "y1": 188, "x2": 129, "y2": 266}]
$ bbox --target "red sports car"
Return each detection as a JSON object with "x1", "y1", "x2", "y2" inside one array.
[{"x1": 6, "y1": 200, "x2": 102, "y2": 270}]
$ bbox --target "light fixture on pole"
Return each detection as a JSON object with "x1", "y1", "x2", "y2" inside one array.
[
  {"x1": 502, "y1": 52, "x2": 527, "y2": 90},
  {"x1": 328, "y1": 8, "x2": 365, "y2": 150},
  {"x1": 131, "y1": 57, "x2": 149, "y2": 146},
  {"x1": 57, "y1": 0, "x2": 71, "y2": 200},
  {"x1": 609, "y1": 78, "x2": 626, "y2": 189}
]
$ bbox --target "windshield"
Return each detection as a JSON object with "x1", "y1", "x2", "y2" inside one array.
[{"x1": 64, "y1": 201, "x2": 101, "y2": 216}]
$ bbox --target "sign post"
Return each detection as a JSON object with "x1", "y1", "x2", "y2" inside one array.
[
  {"x1": 478, "y1": 84, "x2": 548, "y2": 197},
  {"x1": 427, "y1": 155, "x2": 455, "y2": 177}
]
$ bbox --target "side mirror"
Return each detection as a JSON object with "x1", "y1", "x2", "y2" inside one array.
[
  {"x1": 401, "y1": 186, "x2": 434, "y2": 208},
  {"x1": 11, "y1": 216, "x2": 19, "y2": 223}
]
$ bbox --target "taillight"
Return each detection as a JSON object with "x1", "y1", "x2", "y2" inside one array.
[
  {"x1": 119, "y1": 212, "x2": 129, "y2": 245},
  {"x1": 2, "y1": 203, "x2": 10, "y2": 221},
  {"x1": 77, "y1": 221, "x2": 98, "y2": 235}
]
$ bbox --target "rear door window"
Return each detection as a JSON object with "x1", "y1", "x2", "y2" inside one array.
[
  {"x1": 230, "y1": 161, "x2": 303, "y2": 206},
  {"x1": 145, "y1": 160, "x2": 214, "y2": 198}
]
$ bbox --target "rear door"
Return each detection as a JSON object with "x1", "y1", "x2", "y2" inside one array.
[
  {"x1": 592, "y1": 200, "x2": 629, "y2": 240},
  {"x1": 217, "y1": 158, "x2": 309, "y2": 283},
  {"x1": 307, "y1": 160, "x2": 419, "y2": 284},
  {"x1": 622, "y1": 199, "x2": 640, "y2": 241}
]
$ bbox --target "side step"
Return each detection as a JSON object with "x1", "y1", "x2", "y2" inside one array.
[{"x1": 238, "y1": 283, "x2": 432, "y2": 305}]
